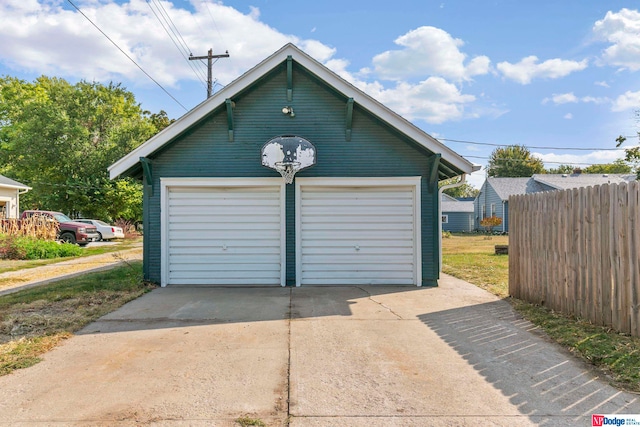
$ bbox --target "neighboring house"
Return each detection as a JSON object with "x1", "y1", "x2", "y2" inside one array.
[
  {"x1": 441, "y1": 193, "x2": 474, "y2": 232},
  {"x1": 475, "y1": 173, "x2": 636, "y2": 232},
  {"x1": 109, "y1": 43, "x2": 476, "y2": 287},
  {"x1": 0, "y1": 174, "x2": 31, "y2": 219}
]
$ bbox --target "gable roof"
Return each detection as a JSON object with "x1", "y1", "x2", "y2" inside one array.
[
  {"x1": 109, "y1": 43, "x2": 478, "y2": 180},
  {"x1": 486, "y1": 177, "x2": 546, "y2": 201},
  {"x1": 442, "y1": 200, "x2": 474, "y2": 213},
  {"x1": 532, "y1": 173, "x2": 636, "y2": 190},
  {"x1": 483, "y1": 173, "x2": 637, "y2": 201},
  {"x1": 0, "y1": 174, "x2": 30, "y2": 190}
]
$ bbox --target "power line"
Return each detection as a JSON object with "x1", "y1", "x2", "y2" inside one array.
[
  {"x1": 145, "y1": 0, "x2": 208, "y2": 86},
  {"x1": 66, "y1": 0, "x2": 188, "y2": 112},
  {"x1": 439, "y1": 137, "x2": 639, "y2": 152},
  {"x1": 463, "y1": 155, "x2": 628, "y2": 166},
  {"x1": 203, "y1": 0, "x2": 227, "y2": 48}
]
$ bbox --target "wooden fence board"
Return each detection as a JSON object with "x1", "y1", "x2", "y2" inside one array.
[{"x1": 509, "y1": 182, "x2": 639, "y2": 338}]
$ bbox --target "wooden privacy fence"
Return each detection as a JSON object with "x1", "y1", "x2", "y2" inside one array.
[{"x1": 509, "y1": 181, "x2": 640, "y2": 338}]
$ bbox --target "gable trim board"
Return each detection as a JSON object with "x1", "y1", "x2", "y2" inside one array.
[
  {"x1": 110, "y1": 43, "x2": 479, "y2": 287},
  {"x1": 295, "y1": 177, "x2": 422, "y2": 286},
  {"x1": 109, "y1": 44, "x2": 476, "y2": 181},
  {"x1": 160, "y1": 178, "x2": 286, "y2": 287}
]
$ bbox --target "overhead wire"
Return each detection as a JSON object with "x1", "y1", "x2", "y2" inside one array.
[
  {"x1": 145, "y1": 0, "x2": 208, "y2": 87},
  {"x1": 202, "y1": 0, "x2": 228, "y2": 48},
  {"x1": 65, "y1": 0, "x2": 188, "y2": 112},
  {"x1": 439, "y1": 137, "x2": 638, "y2": 152}
]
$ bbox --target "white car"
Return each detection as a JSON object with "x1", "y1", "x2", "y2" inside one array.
[{"x1": 76, "y1": 219, "x2": 125, "y2": 241}]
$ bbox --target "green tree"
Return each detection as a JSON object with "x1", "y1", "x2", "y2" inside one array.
[
  {"x1": 0, "y1": 76, "x2": 172, "y2": 221},
  {"x1": 583, "y1": 159, "x2": 632, "y2": 174},
  {"x1": 438, "y1": 177, "x2": 480, "y2": 198},
  {"x1": 487, "y1": 145, "x2": 545, "y2": 177},
  {"x1": 547, "y1": 164, "x2": 575, "y2": 174}
]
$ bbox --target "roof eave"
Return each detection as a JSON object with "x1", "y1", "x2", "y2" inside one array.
[{"x1": 109, "y1": 43, "x2": 476, "y2": 179}]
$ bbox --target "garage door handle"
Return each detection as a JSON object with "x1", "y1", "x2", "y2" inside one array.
[
  {"x1": 355, "y1": 245, "x2": 360, "y2": 251},
  {"x1": 222, "y1": 244, "x2": 227, "y2": 251}
]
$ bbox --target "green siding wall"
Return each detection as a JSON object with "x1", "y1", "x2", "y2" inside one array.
[{"x1": 143, "y1": 63, "x2": 441, "y2": 285}]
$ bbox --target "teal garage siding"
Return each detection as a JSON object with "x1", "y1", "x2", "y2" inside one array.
[{"x1": 142, "y1": 63, "x2": 442, "y2": 285}]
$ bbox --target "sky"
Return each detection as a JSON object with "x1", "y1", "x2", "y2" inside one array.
[{"x1": 1, "y1": 0, "x2": 640, "y2": 188}]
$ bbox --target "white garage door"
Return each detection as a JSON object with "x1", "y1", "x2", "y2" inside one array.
[
  {"x1": 162, "y1": 180, "x2": 285, "y2": 286},
  {"x1": 297, "y1": 178, "x2": 421, "y2": 286}
]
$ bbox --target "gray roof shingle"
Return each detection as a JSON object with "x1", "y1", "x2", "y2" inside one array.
[
  {"x1": 0, "y1": 174, "x2": 30, "y2": 189},
  {"x1": 486, "y1": 177, "x2": 547, "y2": 201},
  {"x1": 441, "y1": 200, "x2": 474, "y2": 213},
  {"x1": 532, "y1": 173, "x2": 636, "y2": 190}
]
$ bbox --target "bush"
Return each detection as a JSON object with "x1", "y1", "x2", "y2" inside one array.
[{"x1": 0, "y1": 235, "x2": 82, "y2": 260}]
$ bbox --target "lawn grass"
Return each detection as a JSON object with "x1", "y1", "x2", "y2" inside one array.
[
  {"x1": 0, "y1": 261, "x2": 155, "y2": 376},
  {"x1": 442, "y1": 233, "x2": 640, "y2": 393},
  {"x1": 0, "y1": 237, "x2": 141, "y2": 274}
]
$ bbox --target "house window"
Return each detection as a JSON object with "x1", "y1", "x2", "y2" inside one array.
[
  {"x1": 481, "y1": 205, "x2": 486, "y2": 218},
  {"x1": 441, "y1": 215, "x2": 448, "y2": 224},
  {"x1": 490, "y1": 203, "x2": 496, "y2": 217}
]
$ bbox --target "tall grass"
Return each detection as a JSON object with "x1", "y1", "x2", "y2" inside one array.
[{"x1": 0, "y1": 216, "x2": 58, "y2": 240}]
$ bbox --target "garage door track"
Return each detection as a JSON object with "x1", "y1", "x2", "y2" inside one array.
[{"x1": 0, "y1": 275, "x2": 638, "y2": 426}]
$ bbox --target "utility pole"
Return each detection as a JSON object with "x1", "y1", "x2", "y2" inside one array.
[{"x1": 189, "y1": 48, "x2": 230, "y2": 98}]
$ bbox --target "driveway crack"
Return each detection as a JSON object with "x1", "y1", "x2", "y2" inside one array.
[
  {"x1": 356, "y1": 286, "x2": 403, "y2": 319},
  {"x1": 286, "y1": 287, "x2": 292, "y2": 426}
]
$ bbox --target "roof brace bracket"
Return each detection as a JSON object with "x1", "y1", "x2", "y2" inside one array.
[
  {"x1": 287, "y1": 55, "x2": 293, "y2": 102},
  {"x1": 428, "y1": 153, "x2": 441, "y2": 193},
  {"x1": 140, "y1": 157, "x2": 153, "y2": 196},
  {"x1": 225, "y1": 98, "x2": 234, "y2": 142},
  {"x1": 345, "y1": 98, "x2": 354, "y2": 141}
]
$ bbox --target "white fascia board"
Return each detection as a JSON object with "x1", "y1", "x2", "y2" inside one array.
[
  {"x1": 109, "y1": 43, "x2": 475, "y2": 179},
  {"x1": 0, "y1": 184, "x2": 31, "y2": 190}
]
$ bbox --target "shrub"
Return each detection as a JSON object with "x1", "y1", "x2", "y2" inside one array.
[
  {"x1": 480, "y1": 216, "x2": 502, "y2": 234},
  {"x1": 442, "y1": 231, "x2": 452, "y2": 239},
  {"x1": 0, "y1": 235, "x2": 81, "y2": 260},
  {"x1": 114, "y1": 219, "x2": 141, "y2": 239}
]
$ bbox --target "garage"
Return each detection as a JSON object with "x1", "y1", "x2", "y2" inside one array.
[
  {"x1": 296, "y1": 178, "x2": 421, "y2": 286},
  {"x1": 161, "y1": 179, "x2": 286, "y2": 286},
  {"x1": 110, "y1": 44, "x2": 477, "y2": 287}
]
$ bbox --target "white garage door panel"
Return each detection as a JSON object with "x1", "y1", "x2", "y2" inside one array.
[
  {"x1": 165, "y1": 184, "x2": 283, "y2": 286},
  {"x1": 299, "y1": 184, "x2": 419, "y2": 285}
]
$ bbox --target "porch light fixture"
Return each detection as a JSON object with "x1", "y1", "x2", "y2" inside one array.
[{"x1": 282, "y1": 106, "x2": 295, "y2": 117}]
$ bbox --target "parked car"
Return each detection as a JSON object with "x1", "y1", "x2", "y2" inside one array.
[
  {"x1": 20, "y1": 210, "x2": 100, "y2": 246},
  {"x1": 76, "y1": 219, "x2": 124, "y2": 241}
]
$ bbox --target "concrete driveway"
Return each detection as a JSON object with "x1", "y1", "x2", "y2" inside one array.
[{"x1": 0, "y1": 275, "x2": 638, "y2": 426}]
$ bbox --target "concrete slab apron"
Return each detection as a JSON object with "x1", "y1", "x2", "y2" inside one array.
[
  {"x1": 288, "y1": 277, "x2": 640, "y2": 427},
  {"x1": 0, "y1": 287, "x2": 292, "y2": 426}
]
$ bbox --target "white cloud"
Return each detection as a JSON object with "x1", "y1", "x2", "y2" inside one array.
[
  {"x1": 467, "y1": 168, "x2": 487, "y2": 190},
  {"x1": 0, "y1": 1, "x2": 492, "y2": 125},
  {"x1": 356, "y1": 77, "x2": 477, "y2": 124},
  {"x1": 534, "y1": 150, "x2": 625, "y2": 166},
  {"x1": 543, "y1": 93, "x2": 578, "y2": 104},
  {"x1": 595, "y1": 80, "x2": 610, "y2": 88},
  {"x1": 497, "y1": 56, "x2": 588, "y2": 84},
  {"x1": 0, "y1": 0, "x2": 332, "y2": 87},
  {"x1": 564, "y1": 113, "x2": 573, "y2": 119},
  {"x1": 372, "y1": 26, "x2": 491, "y2": 82},
  {"x1": 611, "y1": 90, "x2": 640, "y2": 112},
  {"x1": 542, "y1": 92, "x2": 609, "y2": 105},
  {"x1": 593, "y1": 8, "x2": 640, "y2": 71}
]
